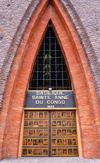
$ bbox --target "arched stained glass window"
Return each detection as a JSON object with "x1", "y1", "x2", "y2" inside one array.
[{"x1": 29, "y1": 22, "x2": 72, "y2": 90}]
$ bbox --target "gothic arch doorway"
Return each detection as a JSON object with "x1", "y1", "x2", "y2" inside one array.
[
  {"x1": 0, "y1": 0, "x2": 99, "y2": 160},
  {"x1": 22, "y1": 22, "x2": 78, "y2": 157}
]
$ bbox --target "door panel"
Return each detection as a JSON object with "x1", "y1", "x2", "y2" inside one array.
[
  {"x1": 22, "y1": 111, "x2": 49, "y2": 156},
  {"x1": 51, "y1": 111, "x2": 78, "y2": 156},
  {"x1": 22, "y1": 110, "x2": 78, "y2": 157}
]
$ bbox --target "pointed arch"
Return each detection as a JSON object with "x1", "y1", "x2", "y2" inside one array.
[
  {"x1": 0, "y1": 0, "x2": 100, "y2": 160},
  {"x1": 29, "y1": 21, "x2": 72, "y2": 90}
]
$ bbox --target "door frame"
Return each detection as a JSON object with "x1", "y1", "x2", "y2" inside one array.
[{"x1": 18, "y1": 108, "x2": 82, "y2": 157}]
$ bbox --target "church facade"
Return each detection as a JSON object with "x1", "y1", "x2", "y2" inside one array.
[{"x1": 0, "y1": 0, "x2": 100, "y2": 160}]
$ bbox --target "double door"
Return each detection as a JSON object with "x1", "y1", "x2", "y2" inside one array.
[{"x1": 22, "y1": 110, "x2": 78, "y2": 156}]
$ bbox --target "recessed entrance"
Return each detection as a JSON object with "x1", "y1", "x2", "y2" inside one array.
[
  {"x1": 22, "y1": 110, "x2": 78, "y2": 157},
  {"x1": 22, "y1": 22, "x2": 78, "y2": 157}
]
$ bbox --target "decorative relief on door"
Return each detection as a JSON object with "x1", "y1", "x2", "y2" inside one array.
[
  {"x1": 22, "y1": 110, "x2": 78, "y2": 157},
  {"x1": 51, "y1": 111, "x2": 78, "y2": 156},
  {"x1": 22, "y1": 111, "x2": 49, "y2": 156}
]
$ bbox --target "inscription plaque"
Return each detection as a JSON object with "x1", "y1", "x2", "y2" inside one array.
[{"x1": 24, "y1": 91, "x2": 76, "y2": 108}]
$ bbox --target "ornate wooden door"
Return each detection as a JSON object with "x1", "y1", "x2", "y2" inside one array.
[
  {"x1": 22, "y1": 110, "x2": 78, "y2": 157},
  {"x1": 51, "y1": 111, "x2": 78, "y2": 156}
]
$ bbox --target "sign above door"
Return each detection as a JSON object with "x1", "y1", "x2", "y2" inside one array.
[{"x1": 24, "y1": 91, "x2": 76, "y2": 108}]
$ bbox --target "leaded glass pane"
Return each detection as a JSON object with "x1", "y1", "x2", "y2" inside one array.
[{"x1": 29, "y1": 22, "x2": 72, "y2": 90}]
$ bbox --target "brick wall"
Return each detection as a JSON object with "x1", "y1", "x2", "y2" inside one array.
[
  {"x1": 0, "y1": 0, "x2": 100, "y2": 160},
  {"x1": 60, "y1": 0, "x2": 100, "y2": 104},
  {"x1": 0, "y1": 0, "x2": 42, "y2": 111}
]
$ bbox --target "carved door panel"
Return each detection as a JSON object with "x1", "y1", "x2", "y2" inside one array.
[
  {"x1": 51, "y1": 111, "x2": 78, "y2": 156},
  {"x1": 22, "y1": 110, "x2": 78, "y2": 157},
  {"x1": 22, "y1": 111, "x2": 49, "y2": 156}
]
